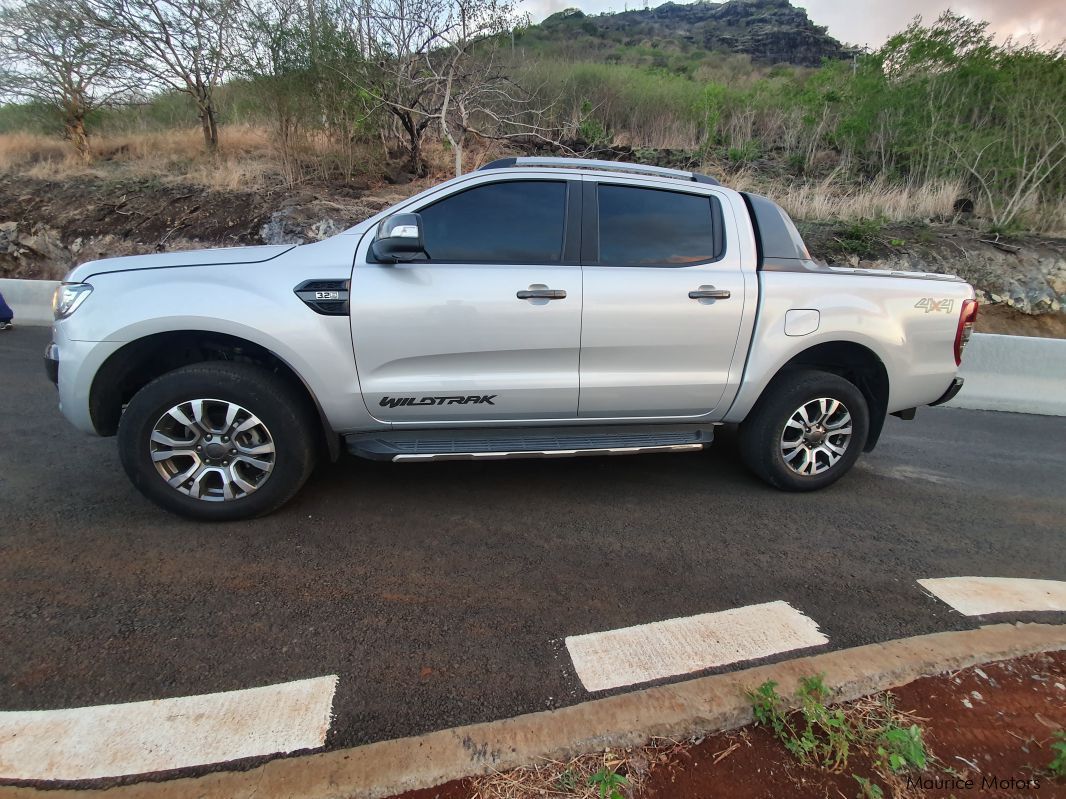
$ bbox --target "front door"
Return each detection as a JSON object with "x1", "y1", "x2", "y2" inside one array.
[
  {"x1": 350, "y1": 177, "x2": 582, "y2": 423},
  {"x1": 578, "y1": 179, "x2": 749, "y2": 419}
]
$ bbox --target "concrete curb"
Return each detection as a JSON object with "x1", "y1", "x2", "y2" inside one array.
[
  {"x1": 947, "y1": 332, "x2": 1066, "y2": 416},
  {"x1": 0, "y1": 279, "x2": 58, "y2": 326},
  {"x1": 3, "y1": 622, "x2": 1064, "y2": 799}
]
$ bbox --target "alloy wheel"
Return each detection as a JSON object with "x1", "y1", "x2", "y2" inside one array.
[
  {"x1": 149, "y1": 398, "x2": 276, "y2": 501},
  {"x1": 779, "y1": 397, "x2": 853, "y2": 476}
]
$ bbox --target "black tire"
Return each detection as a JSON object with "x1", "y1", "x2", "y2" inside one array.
[
  {"x1": 118, "y1": 362, "x2": 318, "y2": 521},
  {"x1": 738, "y1": 369, "x2": 869, "y2": 492}
]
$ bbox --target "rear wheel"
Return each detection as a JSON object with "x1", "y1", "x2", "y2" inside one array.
[
  {"x1": 118, "y1": 362, "x2": 317, "y2": 520},
  {"x1": 739, "y1": 369, "x2": 869, "y2": 491}
]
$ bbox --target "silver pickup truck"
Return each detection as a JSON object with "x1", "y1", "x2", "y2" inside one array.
[{"x1": 45, "y1": 157, "x2": 977, "y2": 520}]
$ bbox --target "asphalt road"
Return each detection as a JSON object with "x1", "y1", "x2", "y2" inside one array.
[{"x1": 1, "y1": 326, "x2": 1064, "y2": 776}]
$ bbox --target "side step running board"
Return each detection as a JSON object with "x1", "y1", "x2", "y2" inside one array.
[{"x1": 345, "y1": 424, "x2": 715, "y2": 462}]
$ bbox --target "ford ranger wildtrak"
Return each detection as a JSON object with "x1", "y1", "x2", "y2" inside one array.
[{"x1": 45, "y1": 157, "x2": 976, "y2": 520}]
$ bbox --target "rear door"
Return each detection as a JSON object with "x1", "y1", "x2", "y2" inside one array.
[
  {"x1": 578, "y1": 178, "x2": 750, "y2": 419},
  {"x1": 350, "y1": 176, "x2": 583, "y2": 423}
]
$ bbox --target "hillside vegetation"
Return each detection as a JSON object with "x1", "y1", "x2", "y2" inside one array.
[{"x1": 0, "y1": 0, "x2": 1063, "y2": 234}]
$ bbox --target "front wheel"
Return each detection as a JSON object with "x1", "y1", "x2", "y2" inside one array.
[
  {"x1": 118, "y1": 362, "x2": 318, "y2": 521},
  {"x1": 739, "y1": 369, "x2": 869, "y2": 491}
]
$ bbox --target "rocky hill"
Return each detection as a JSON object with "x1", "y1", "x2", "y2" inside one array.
[{"x1": 526, "y1": 0, "x2": 853, "y2": 68}]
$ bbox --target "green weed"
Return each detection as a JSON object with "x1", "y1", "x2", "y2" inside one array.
[
  {"x1": 748, "y1": 675, "x2": 854, "y2": 771},
  {"x1": 748, "y1": 676, "x2": 929, "y2": 782},
  {"x1": 983, "y1": 221, "x2": 1025, "y2": 239},
  {"x1": 588, "y1": 767, "x2": 627, "y2": 799},
  {"x1": 555, "y1": 767, "x2": 579, "y2": 791},
  {"x1": 878, "y1": 724, "x2": 927, "y2": 772},
  {"x1": 853, "y1": 774, "x2": 884, "y2": 798},
  {"x1": 577, "y1": 99, "x2": 609, "y2": 146},
  {"x1": 727, "y1": 139, "x2": 761, "y2": 164},
  {"x1": 834, "y1": 217, "x2": 886, "y2": 257},
  {"x1": 1049, "y1": 730, "x2": 1066, "y2": 778}
]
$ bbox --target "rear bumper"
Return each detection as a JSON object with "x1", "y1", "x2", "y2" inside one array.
[{"x1": 929, "y1": 377, "x2": 964, "y2": 407}]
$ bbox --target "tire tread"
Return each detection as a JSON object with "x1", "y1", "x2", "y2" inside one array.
[
  {"x1": 739, "y1": 369, "x2": 869, "y2": 492},
  {"x1": 117, "y1": 361, "x2": 318, "y2": 520}
]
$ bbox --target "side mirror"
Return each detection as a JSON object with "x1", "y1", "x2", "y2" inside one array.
[{"x1": 371, "y1": 213, "x2": 426, "y2": 263}]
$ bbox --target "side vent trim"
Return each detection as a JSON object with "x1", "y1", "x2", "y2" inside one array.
[{"x1": 294, "y1": 279, "x2": 351, "y2": 316}]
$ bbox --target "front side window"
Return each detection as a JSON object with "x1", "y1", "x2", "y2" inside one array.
[
  {"x1": 419, "y1": 180, "x2": 567, "y2": 263},
  {"x1": 598, "y1": 185, "x2": 721, "y2": 266}
]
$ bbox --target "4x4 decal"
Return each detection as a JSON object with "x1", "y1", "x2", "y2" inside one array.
[
  {"x1": 914, "y1": 297, "x2": 956, "y2": 314},
  {"x1": 379, "y1": 395, "x2": 497, "y2": 408}
]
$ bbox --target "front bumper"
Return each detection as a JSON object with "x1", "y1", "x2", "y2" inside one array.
[
  {"x1": 929, "y1": 377, "x2": 964, "y2": 407},
  {"x1": 48, "y1": 323, "x2": 126, "y2": 435},
  {"x1": 44, "y1": 341, "x2": 59, "y2": 386}
]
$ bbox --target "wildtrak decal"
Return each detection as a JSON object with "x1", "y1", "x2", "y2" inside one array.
[{"x1": 379, "y1": 395, "x2": 497, "y2": 408}]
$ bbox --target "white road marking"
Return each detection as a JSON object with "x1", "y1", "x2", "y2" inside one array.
[
  {"x1": 0, "y1": 675, "x2": 337, "y2": 781},
  {"x1": 918, "y1": 577, "x2": 1066, "y2": 616},
  {"x1": 565, "y1": 601, "x2": 828, "y2": 692}
]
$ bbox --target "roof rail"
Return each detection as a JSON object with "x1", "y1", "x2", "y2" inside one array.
[{"x1": 479, "y1": 156, "x2": 720, "y2": 186}]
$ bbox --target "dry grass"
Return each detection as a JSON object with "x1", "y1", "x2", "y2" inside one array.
[
  {"x1": 720, "y1": 168, "x2": 1066, "y2": 234},
  {"x1": 2, "y1": 125, "x2": 1062, "y2": 234},
  {"x1": 90, "y1": 125, "x2": 276, "y2": 190},
  {"x1": 0, "y1": 131, "x2": 71, "y2": 168},
  {"x1": 611, "y1": 116, "x2": 702, "y2": 150},
  {"x1": 724, "y1": 168, "x2": 966, "y2": 224},
  {"x1": 469, "y1": 741, "x2": 688, "y2": 799},
  {"x1": 1013, "y1": 195, "x2": 1066, "y2": 236},
  {"x1": 91, "y1": 124, "x2": 270, "y2": 162},
  {"x1": 777, "y1": 176, "x2": 965, "y2": 224},
  {"x1": 3, "y1": 125, "x2": 293, "y2": 191}
]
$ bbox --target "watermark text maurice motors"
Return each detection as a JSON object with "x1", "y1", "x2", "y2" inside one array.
[{"x1": 907, "y1": 774, "x2": 1044, "y2": 792}]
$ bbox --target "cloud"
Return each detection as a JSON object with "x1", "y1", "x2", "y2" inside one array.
[
  {"x1": 797, "y1": 0, "x2": 1066, "y2": 47},
  {"x1": 525, "y1": 0, "x2": 576, "y2": 19}
]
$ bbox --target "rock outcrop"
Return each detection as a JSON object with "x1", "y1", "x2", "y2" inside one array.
[
  {"x1": 539, "y1": 0, "x2": 852, "y2": 67},
  {"x1": 803, "y1": 224, "x2": 1065, "y2": 316}
]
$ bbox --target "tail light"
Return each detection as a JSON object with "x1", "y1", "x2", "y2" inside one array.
[{"x1": 954, "y1": 299, "x2": 978, "y2": 365}]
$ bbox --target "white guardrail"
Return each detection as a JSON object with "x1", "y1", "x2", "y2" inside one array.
[
  {"x1": 1, "y1": 278, "x2": 1063, "y2": 416},
  {"x1": 947, "y1": 333, "x2": 1066, "y2": 416},
  {"x1": 0, "y1": 278, "x2": 60, "y2": 326}
]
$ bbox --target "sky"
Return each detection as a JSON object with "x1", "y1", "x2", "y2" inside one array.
[{"x1": 522, "y1": 0, "x2": 1066, "y2": 49}]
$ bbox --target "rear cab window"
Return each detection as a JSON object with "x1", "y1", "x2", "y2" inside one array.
[{"x1": 595, "y1": 184, "x2": 725, "y2": 266}]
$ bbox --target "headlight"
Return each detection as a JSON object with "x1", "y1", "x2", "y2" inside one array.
[{"x1": 52, "y1": 282, "x2": 93, "y2": 319}]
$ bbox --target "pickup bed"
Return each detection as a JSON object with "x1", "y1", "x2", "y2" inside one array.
[{"x1": 46, "y1": 157, "x2": 977, "y2": 520}]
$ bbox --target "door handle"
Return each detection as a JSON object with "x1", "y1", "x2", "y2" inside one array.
[
  {"x1": 689, "y1": 286, "x2": 731, "y2": 300},
  {"x1": 517, "y1": 288, "x2": 567, "y2": 300}
]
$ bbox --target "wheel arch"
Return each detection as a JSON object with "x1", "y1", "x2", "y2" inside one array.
[
  {"x1": 89, "y1": 330, "x2": 340, "y2": 460},
  {"x1": 749, "y1": 340, "x2": 890, "y2": 452}
]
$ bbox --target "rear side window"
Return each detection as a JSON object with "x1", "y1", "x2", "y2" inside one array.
[
  {"x1": 420, "y1": 180, "x2": 567, "y2": 263},
  {"x1": 597, "y1": 185, "x2": 723, "y2": 266}
]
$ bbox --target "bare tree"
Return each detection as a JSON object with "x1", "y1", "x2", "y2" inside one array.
[
  {"x1": 423, "y1": 0, "x2": 519, "y2": 175},
  {"x1": 234, "y1": 0, "x2": 382, "y2": 182},
  {"x1": 947, "y1": 105, "x2": 1066, "y2": 230},
  {"x1": 340, "y1": 0, "x2": 524, "y2": 176},
  {"x1": 0, "y1": 0, "x2": 128, "y2": 162},
  {"x1": 90, "y1": 0, "x2": 239, "y2": 149},
  {"x1": 233, "y1": 0, "x2": 316, "y2": 181}
]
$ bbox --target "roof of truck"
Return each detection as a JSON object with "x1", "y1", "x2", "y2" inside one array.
[{"x1": 478, "y1": 156, "x2": 721, "y2": 187}]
